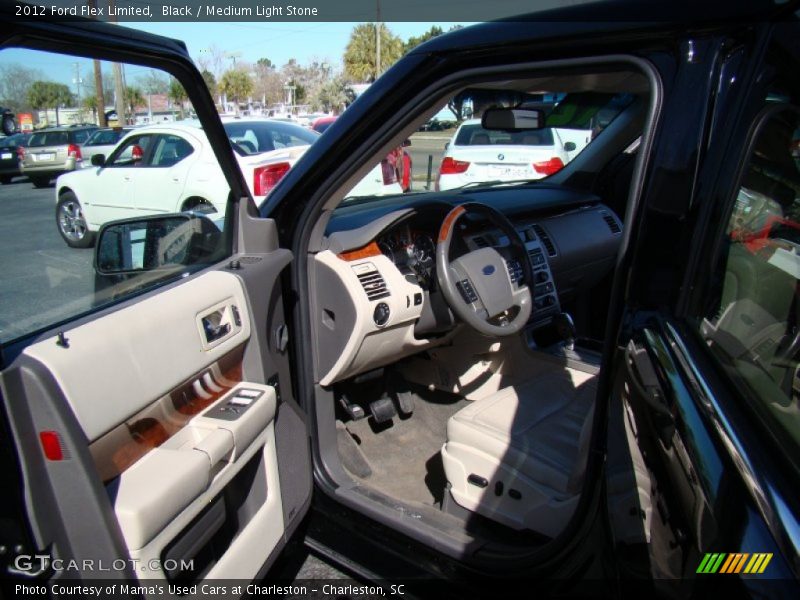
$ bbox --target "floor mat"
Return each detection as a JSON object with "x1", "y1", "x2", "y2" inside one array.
[{"x1": 338, "y1": 390, "x2": 469, "y2": 507}]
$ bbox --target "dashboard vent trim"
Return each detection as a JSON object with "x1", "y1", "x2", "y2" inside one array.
[
  {"x1": 601, "y1": 213, "x2": 622, "y2": 234},
  {"x1": 532, "y1": 224, "x2": 556, "y2": 257},
  {"x1": 356, "y1": 270, "x2": 390, "y2": 301}
]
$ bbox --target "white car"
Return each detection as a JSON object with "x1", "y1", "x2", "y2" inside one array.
[
  {"x1": 436, "y1": 118, "x2": 572, "y2": 191},
  {"x1": 54, "y1": 119, "x2": 318, "y2": 247},
  {"x1": 79, "y1": 127, "x2": 136, "y2": 168}
]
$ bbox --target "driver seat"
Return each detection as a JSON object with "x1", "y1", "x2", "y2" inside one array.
[{"x1": 441, "y1": 368, "x2": 596, "y2": 537}]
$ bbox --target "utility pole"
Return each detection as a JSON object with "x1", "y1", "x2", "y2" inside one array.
[
  {"x1": 89, "y1": 0, "x2": 106, "y2": 126},
  {"x1": 375, "y1": 1, "x2": 381, "y2": 81},
  {"x1": 73, "y1": 62, "x2": 83, "y2": 107},
  {"x1": 109, "y1": 0, "x2": 126, "y2": 125}
]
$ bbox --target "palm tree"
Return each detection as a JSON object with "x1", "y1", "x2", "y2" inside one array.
[
  {"x1": 344, "y1": 23, "x2": 403, "y2": 83},
  {"x1": 124, "y1": 86, "x2": 145, "y2": 121},
  {"x1": 27, "y1": 81, "x2": 73, "y2": 126},
  {"x1": 219, "y1": 69, "x2": 253, "y2": 114},
  {"x1": 168, "y1": 78, "x2": 188, "y2": 120}
]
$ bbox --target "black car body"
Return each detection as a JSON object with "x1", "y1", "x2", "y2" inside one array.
[
  {"x1": 0, "y1": 1, "x2": 798, "y2": 598},
  {"x1": 0, "y1": 132, "x2": 30, "y2": 184}
]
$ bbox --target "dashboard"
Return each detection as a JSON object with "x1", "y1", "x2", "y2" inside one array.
[{"x1": 313, "y1": 185, "x2": 623, "y2": 386}]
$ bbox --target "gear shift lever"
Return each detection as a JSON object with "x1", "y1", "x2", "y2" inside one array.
[{"x1": 552, "y1": 312, "x2": 577, "y2": 351}]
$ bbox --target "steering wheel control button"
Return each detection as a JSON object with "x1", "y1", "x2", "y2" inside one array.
[
  {"x1": 237, "y1": 389, "x2": 263, "y2": 399},
  {"x1": 468, "y1": 474, "x2": 489, "y2": 488},
  {"x1": 373, "y1": 302, "x2": 391, "y2": 326},
  {"x1": 229, "y1": 396, "x2": 254, "y2": 406},
  {"x1": 414, "y1": 292, "x2": 423, "y2": 306},
  {"x1": 535, "y1": 271, "x2": 549, "y2": 283},
  {"x1": 456, "y1": 279, "x2": 478, "y2": 303}
]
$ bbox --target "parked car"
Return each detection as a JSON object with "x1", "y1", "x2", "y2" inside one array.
[
  {"x1": 19, "y1": 124, "x2": 97, "y2": 187},
  {"x1": 78, "y1": 126, "x2": 135, "y2": 167},
  {"x1": 0, "y1": 131, "x2": 30, "y2": 184},
  {"x1": 1, "y1": 1, "x2": 799, "y2": 598},
  {"x1": 436, "y1": 118, "x2": 574, "y2": 190},
  {"x1": 54, "y1": 118, "x2": 318, "y2": 247},
  {"x1": 313, "y1": 115, "x2": 412, "y2": 193}
]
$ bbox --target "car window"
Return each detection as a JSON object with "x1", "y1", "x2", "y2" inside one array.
[
  {"x1": 85, "y1": 129, "x2": 124, "y2": 146},
  {"x1": 28, "y1": 131, "x2": 69, "y2": 146},
  {"x1": 0, "y1": 49, "x2": 233, "y2": 346},
  {"x1": 698, "y1": 105, "x2": 800, "y2": 458},
  {"x1": 224, "y1": 120, "x2": 318, "y2": 155},
  {"x1": 107, "y1": 134, "x2": 155, "y2": 167},
  {"x1": 151, "y1": 134, "x2": 194, "y2": 167},
  {"x1": 455, "y1": 124, "x2": 556, "y2": 146},
  {"x1": 73, "y1": 129, "x2": 91, "y2": 144}
]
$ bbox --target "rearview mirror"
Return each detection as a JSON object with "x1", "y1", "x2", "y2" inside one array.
[
  {"x1": 91, "y1": 153, "x2": 106, "y2": 166},
  {"x1": 482, "y1": 108, "x2": 544, "y2": 131},
  {"x1": 94, "y1": 214, "x2": 222, "y2": 275}
]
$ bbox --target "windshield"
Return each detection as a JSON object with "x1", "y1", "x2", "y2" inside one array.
[
  {"x1": 335, "y1": 83, "x2": 639, "y2": 204},
  {"x1": 28, "y1": 131, "x2": 69, "y2": 147},
  {"x1": 85, "y1": 129, "x2": 127, "y2": 146},
  {"x1": 224, "y1": 120, "x2": 319, "y2": 156},
  {"x1": 454, "y1": 124, "x2": 555, "y2": 147}
]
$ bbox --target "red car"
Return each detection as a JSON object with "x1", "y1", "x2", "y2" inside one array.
[{"x1": 312, "y1": 116, "x2": 413, "y2": 192}]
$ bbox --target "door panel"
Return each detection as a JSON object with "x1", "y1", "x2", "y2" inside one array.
[{"x1": 0, "y1": 16, "x2": 310, "y2": 587}]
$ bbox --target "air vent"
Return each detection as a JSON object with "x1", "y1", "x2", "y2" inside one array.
[
  {"x1": 532, "y1": 224, "x2": 556, "y2": 257},
  {"x1": 473, "y1": 235, "x2": 490, "y2": 248},
  {"x1": 602, "y1": 213, "x2": 621, "y2": 234},
  {"x1": 356, "y1": 270, "x2": 390, "y2": 301}
]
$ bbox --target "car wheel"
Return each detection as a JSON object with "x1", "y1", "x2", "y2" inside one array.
[
  {"x1": 56, "y1": 192, "x2": 95, "y2": 248},
  {"x1": 0, "y1": 175, "x2": 11, "y2": 185},
  {"x1": 31, "y1": 176, "x2": 52, "y2": 188},
  {"x1": 181, "y1": 198, "x2": 216, "y2": 214}
]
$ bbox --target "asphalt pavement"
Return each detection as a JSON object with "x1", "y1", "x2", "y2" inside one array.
[{"x1": 0, "y1": 176, "x2": 95, "y2": 343}]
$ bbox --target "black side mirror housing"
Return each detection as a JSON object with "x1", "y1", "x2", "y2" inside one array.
[
  {"x1": 91, "y1": 153, "x2": 106, "y2": 166},
  {"x1": 564, "y1": 141, "x2": 577, "y2": 152}
]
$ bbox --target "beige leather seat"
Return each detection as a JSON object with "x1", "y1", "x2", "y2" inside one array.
[{"x1": 441, "y1": 368, "x2": 597, "y2": 537}]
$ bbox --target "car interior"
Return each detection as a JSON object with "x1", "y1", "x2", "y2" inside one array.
[
  {"x1": 0, "y1": 29, "x2": 655, "y2": 585},
  {"x1": 302, "y1": 63, "x2": 654, "y2": 558}
]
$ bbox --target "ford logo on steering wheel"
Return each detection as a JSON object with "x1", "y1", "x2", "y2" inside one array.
[{"x1": 482, "y1": 265, "x2": 495, "y2": 275}]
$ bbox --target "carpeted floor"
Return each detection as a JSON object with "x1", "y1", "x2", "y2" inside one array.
[{"x1": 337, "y1": 389, "x2": 469, "y2": 507}]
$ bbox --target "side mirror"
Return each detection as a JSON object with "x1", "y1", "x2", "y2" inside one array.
[
  {"x1": 402, "y1": 138, "x2": 412, "y2": 147},
  {"x1": 444, "y1": 142, "x2": 450, "y2": 150},
  {"x1": 482, "y1": 107, "x2": 544, "y2": 131},
  {"x1": 91, "y1": 153, "x2": 106, "y2": 167},
  {"x1": 564, "y1": 141, "x2": 577, "y2": 152},
  {"x1": 94, "y1": 214, "x2": 221, "y2": 275}
]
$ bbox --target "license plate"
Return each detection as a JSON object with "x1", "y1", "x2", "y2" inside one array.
[
  {"x1": 488, "y1": 165, "x2": 529, "y2": 179},
  {"x1": 0, "y1": 152, "x2": 12, "y2": 160},
  {"x1": 37, "y1": 153, "x2": 55, "y2": 161}
]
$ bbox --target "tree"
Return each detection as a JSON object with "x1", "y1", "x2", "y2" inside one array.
[
  {"x1": 27, "y1": 81, "x2": 73, "y2": 126},
  {"x1": 0, "y1": 63, "x2": 43, "y2": 113},
  {"x1": 168, "y1": 78, "x2": 188, "y2": 119},
  {"x1": 344, "y1": 23, "x2": 403, "y2": 82},
  {"x1": 219, "y1": 68, "x2": 253, "y2": 114},
  {"x1": 201, "y1": 70, "x2": 217, "y2": 97},
  {"x1": 312, "y1": 75, "x2": 351, "y2": 114},
  {"x1": 252, "y1": 58, "x2": 283, "y2": 107},
  {"x1": 403, "y1": 25, "x2": 443, "y2": 53},
  {"x1": 124, "y1": 86, "x2": 145, "y2": 118},
  {"x1": 138, "y1": 69, "x2": 169, "y2": 96}
]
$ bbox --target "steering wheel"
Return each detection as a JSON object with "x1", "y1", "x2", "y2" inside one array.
[{"x1": 436, "y1": 202, "x2": 533, "y2": 336}]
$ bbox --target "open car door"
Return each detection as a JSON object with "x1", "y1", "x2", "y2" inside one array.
[{"x1": 0, "y1": 10, "x2": 311, "y2": 586}]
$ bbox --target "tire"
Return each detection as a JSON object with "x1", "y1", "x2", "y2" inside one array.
[
  {"x1": 56, "y1": 192, "x2": 95, "y2": 248},
  {"x1": 31, "y1": 176, "x2": 52, "y2": 188},
  {"x1": 0, "y1": 175, "x2": 11, "y2": 185}
]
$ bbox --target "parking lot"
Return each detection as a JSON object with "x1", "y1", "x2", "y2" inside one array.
[
  {"x1": 0, "y1": 133, "x2": 451, "y2": 344},
  {"x1": 0, "y1": 178, "x2": 95, "y2": 343}
]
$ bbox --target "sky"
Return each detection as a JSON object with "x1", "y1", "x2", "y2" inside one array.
[{"x1": 0, "y1": 21, "x2": 471, "y2": 92}]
